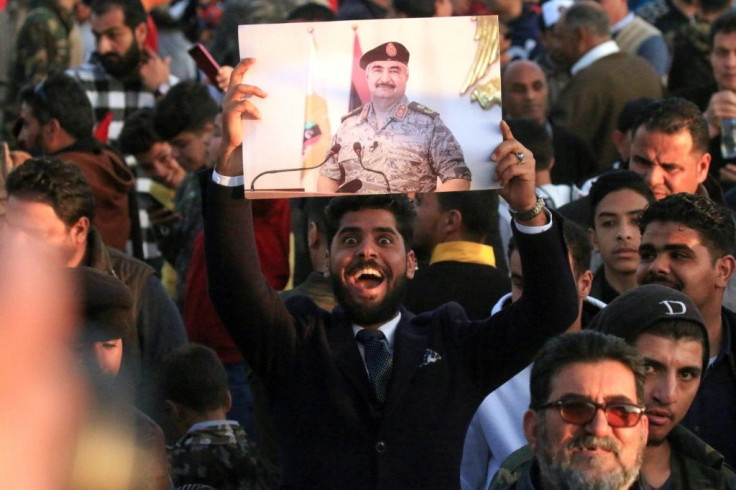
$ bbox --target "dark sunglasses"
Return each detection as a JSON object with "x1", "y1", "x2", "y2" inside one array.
[{"x1": 538, "y1": 398, "x2": 646, "y2": 428}]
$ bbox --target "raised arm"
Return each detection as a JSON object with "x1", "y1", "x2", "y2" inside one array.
[
  {"x1": 202, "y1": 59, "x2": 301, "y2": 385},
  {"x1": 454, "y1": 121, "x2": 578, "y2": 391}
]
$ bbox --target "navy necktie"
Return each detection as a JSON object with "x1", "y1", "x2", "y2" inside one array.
[{"x1": 356, "y1": 329, "x2": 393, "y2": 404}]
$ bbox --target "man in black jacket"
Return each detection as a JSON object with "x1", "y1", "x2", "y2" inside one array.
[{"x1": 202, "y1": 59, "x2": 578, "y2": 489}]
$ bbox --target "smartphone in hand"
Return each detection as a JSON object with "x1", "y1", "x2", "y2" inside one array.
[{"x1": 188, "y1": 43, "x2": 221, "y2": 88}]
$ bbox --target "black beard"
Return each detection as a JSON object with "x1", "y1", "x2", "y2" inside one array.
[
  {"x1": 330, "y1": 271, "x2": 407, "y2": 327},
  {"x1": 99, "y1": 41, "x2": 141, "y2": 79}
]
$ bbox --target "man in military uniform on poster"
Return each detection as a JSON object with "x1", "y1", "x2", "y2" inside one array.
[{"x1": 318, "y1": 41, "x2": 471, "y2": 194}]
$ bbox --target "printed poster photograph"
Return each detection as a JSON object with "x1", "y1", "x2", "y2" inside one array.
[{"x1": 238, "y1": 16, "x2": 503, "y2": 198}]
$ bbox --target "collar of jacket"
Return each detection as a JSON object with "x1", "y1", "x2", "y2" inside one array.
[{"x1": 429, "y1": 241, "x2": 496, "y2": 267}]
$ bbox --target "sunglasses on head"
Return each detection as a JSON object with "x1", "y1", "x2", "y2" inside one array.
[{"x1": 538, "y1": 398, "x2": 646, "y2": 428}]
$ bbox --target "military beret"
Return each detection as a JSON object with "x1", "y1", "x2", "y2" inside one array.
[
  {"x1": 587, "y1": 284, "x2": 708, "y2": 362},
  {"x1": 360, "y1": 42, "x2": 410, "y2": 69},
  {"x1": 75, "y1": 267, "x2": 133, "y2": 342}
]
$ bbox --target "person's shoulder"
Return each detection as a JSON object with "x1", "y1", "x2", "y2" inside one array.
[
  {"x1": 667, "y1": 425, "x2": 736, "y2": 485},
  {"x1": 105, "y1": 247, "x2": 156, "y2": 283},
  {"x1": 489, "y1": 445, "x2": 534, "y2": 490},
  {"x1": 22, "y1": 5, "x2": 55, "y2": 24},
  {"x1": 408, "y1": 101, "x2": 439, "y2": 119},
  {"x1": 67, "y1": 61, "x2": 107, "y2": 80},
  {"x1": 340, "y1": 105, "x2": 364, "y2": 122}
]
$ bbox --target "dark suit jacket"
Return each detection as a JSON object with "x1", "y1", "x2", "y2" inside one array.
[{"x1": 202, "y1": 177, "x2": 578, "y2": 489}]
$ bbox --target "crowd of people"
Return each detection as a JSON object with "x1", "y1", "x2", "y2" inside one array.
[{"x1": 1, "y1": 0, "x2": 736, "y2": 487}]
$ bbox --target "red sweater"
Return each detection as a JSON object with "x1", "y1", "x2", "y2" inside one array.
[{"x1": 183, "y1": 198, "x2": 290, "y2": 364}]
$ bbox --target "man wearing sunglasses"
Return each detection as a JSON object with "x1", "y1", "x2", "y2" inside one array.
[
  {"x1": 490, "y1": 330, "x2": 649, "y2": 490},
  {"x1": 590, "y1": 284, "x2": 736, "y2": 487}
]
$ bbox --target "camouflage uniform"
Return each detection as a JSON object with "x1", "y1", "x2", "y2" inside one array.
[
  {"x1": 641, "y1": 424, "x2": 736, "y2": 489},
  {"x1": 5, "y1": 0, "x2": 73, "y2": 122},
  {"x1": 321, "y1": 96, "x2": 470, "y2": 193},
  {"x1": 488, "y1": 445, "x2": 536, "y2": 490},
  {"x1": 168, "y1": 421, "x2": 277, "y2": 490}
]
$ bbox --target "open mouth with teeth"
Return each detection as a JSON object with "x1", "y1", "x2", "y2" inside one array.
[{"x1": 348, "y1": 266, "x2": 386, "y2": 290}]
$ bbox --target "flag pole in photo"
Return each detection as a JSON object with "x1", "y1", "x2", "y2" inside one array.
[
  {"x1": 302, "y1": 28, "x2": 332, "y2": 187},
  {"x1": 349, "y1": 25, "x2": 371, "y2": 111}
]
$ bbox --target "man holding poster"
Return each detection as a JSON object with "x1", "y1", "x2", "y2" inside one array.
[
  {"x1": 317, "y1": 41, "x2": 472, "y2": 194},
  {"x1": 203, "y1": 58, "x2": 578, "y2": 488}
]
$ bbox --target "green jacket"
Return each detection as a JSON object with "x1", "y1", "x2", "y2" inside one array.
[
  {"x1": 6, "y1": 0, "x2": 73, "y2": 112},
  {"x1": 659, "y1": 424, "x2": 736, "y2": 490},
  {"x1": 488, "y1": 445, "x2": 536, "y2": 490}
]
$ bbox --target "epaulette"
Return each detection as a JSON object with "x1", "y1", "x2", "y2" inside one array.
[
  {"x1": 341, "y1": 105, "x2": 364, "y2": 122},
  {"x1": 408, "y1": 102, "x2": 439, "y2": 118}
]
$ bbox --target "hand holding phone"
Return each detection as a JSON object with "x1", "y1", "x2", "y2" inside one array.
[{"x1": 188, "y1": 43, "x2": 221, "y2": 88}]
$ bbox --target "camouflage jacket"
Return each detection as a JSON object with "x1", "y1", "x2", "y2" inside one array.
[
  {"x1": 168, "y1": 421, "x2": 277, "y2": 490},
  {"x1": 488, "y1": 445, "x2": 537, "y2": 490},
  {"x1": 489, "y1": 427, "x2": 736, "y2": 490},
  {"x1": 647, "y1": 424, "x2": 736, "y2": 490},
  {"x1": 322, "y1": 96, "x2": 471, "y2": 193},
  {"x1": 6, "y1": 0, "x2": 73, "y2": 112}
]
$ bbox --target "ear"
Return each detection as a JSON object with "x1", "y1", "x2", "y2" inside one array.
[
  {"x1": 696, "y1": 153, "x2": 710, "y2": 185},
  {"x1": 588, "y1": 227, "x2": 599, "y2": 253},
  {"x1": 715, "y1": 254, "x2": 736, "y2": 288},
  {"x1": 224, "y1": 390, "x2": 233, "y2": 413},
  {"x1": 576, "y1": 269, "x2": 593, "y2": 299},
  {"x1": 548, "y1": 157, "x2": 555, "y2": 170},
  {"x1": 442, "y1": 209, "x2": 462, "y2": 235},
  {"x1": 70, "y1": 216, "x2": 90, "y2": 246},
  {"x1": 41, "y1": 118, "x2": 61, "y2": 146},
  {"x1": 307, "y1": 221, "x2": 320, "y2": 250},
  {"x1": 523, "y1": 409, "x2": 539, "y2": 449},
  {"x1": 611, "y1": 129, "x2": 626, "y2": 155},
  {"x1": 134, "y1": 21, "x2": 148, "y2": 46},
  {"x1": 406, "y1": 249, "x2": 416, "y2": 280}
]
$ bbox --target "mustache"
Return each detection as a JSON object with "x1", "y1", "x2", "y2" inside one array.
[
  {"x1": 345, "y1": 259, "x2": 389, "y2": 277},
  {"x1": 376, "y1": 82, "x2": 396, "y2": 88},
  {"x1": 640, "y1": 273, "x2": 684, "y2": 290},
  {"x1": 567, "y1": 435, "x2": 621, "y2": 456}
]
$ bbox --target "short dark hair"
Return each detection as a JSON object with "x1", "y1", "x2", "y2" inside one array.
[
  {"x1": 562, "y1": 2, "x2": 610, "y2": 38},
  {"x1": 118, "y1": 108, "x2": 162, "y2": 156},
  {"x1": 506, "y1": 119, "x2": 553, "y2": 170},
  {"x1": 617, "y1": 97, "x2": 656, "y2": 133},
  {"x1": 710, "y1": 10, "x2": 736, "y2": 45},
  {"x1": 639, "y1": 193, "x2": 735, "y2": 258},
  {"x1": 507, "y1": 236, "x2": 518, "y2": 259},
  {"x1": 5, "y1": 156, "x2": 96, "y2": 225},
  {"x1": 529, "y1": 330, "x2": 646, "y2": 410},
  {"x1": 589, "y1": 170, "x2": 655, "y2": 227},
  {"x1": 325, "y1": 194, "x2": 415, "y2": 248},
  {"x1": 158, "y1": 343, "x2": 229, "y2": 412},
  {"x1": 286, "y1": 2, "x2": 336, "y2": 21},
  {"x1": 701, "y1": 0, "x2": 731, "y2": 19},
  {"x1": 563, "y1": 220, "x2": 591, "y2": 279},
  {"x1": 630, "y1": 97, "x2": 710, "y2": 155},
  {"x1": 153, "y1": 81, "x2": 219, "y2": 141},
  {"x1": 306, "y1": 196, "x2": 331, "y2": 235},
  {"x1": 391, "y1": 0, "x2": 435, "y2": 17},
  {"x1": 90, "y1": 0, "x2": 146, "y2": 29},
  {"x1": 435, "y1": 190, "x2": 498, "y2": 242},
  {"x1": 20, "y1": 72, "x2": 94, "y2": 140}
]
